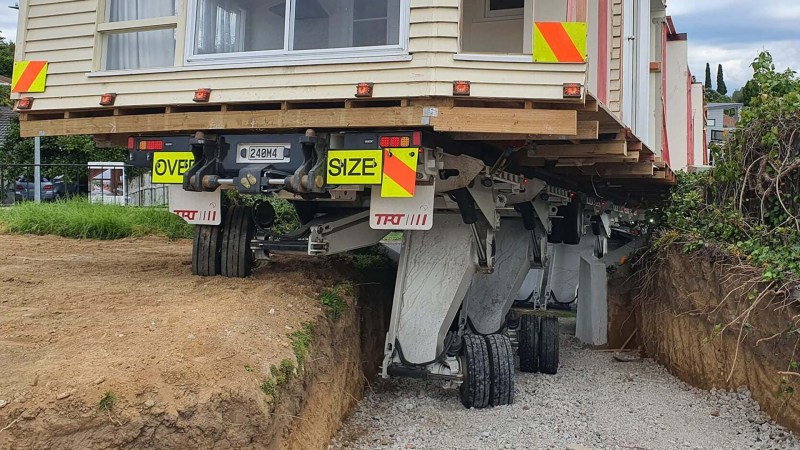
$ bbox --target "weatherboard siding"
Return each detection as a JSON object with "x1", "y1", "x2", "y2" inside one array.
[{"x1": 15, "y1": 0, "x2": 588, "y2": 112}]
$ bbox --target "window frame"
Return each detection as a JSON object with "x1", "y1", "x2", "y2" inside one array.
[
  {"x1": 183, "y1": 0, "x2": 411, "y2": 66},
  {"x1": 707, "y1": 118, "x2": 716, "y2": 127},
  {"x1": 94, "y1": 0, "x2": 182, "y2": 71}
]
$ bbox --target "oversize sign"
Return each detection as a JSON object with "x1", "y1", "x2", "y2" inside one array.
[
  {"x1": 327, "y1": 150, "x2": 383, "y2": 184},
  {"x1": 152, "y1": 152, "x2": 195, "y2": 184}
]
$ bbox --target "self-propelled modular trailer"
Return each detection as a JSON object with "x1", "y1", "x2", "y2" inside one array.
[
  {"x1": 11, "y1": 0, "x2": 691, "y2": 408},
  {"x1": 124, "y1": 129, "x2": 649, "y2": 408}
]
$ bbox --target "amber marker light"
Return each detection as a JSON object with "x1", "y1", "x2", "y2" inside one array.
[
  {"x1": 16, "y1": 97, "x2": 34, "y2": 110},
  {"x1": 194, "y1": 88, "x2": 212, "y2": 102},
  {"x1": 100, "y1": 93, "x2": 117, "y2": 106},
  {"x1": 453, "y1": 80, "x2": 471, "y2": 96},
  {"x1": 563, "y1": 83, "x2": 583, "y2": 98},
  {"x1": 356, "y1": 82, "x2": 374, "y2": 98}
]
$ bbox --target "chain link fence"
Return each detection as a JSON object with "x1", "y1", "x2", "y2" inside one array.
[{"x1": 0, "y1": 163, "x2": 168, "y2": 207}]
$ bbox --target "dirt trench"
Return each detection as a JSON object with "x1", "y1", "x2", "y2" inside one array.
[
  {"x1": 0, "y1": 235, "x2": 392, "y2": 450},
  {"x1": 609, "y1": 247, "x2": 800, "y2": 433}
]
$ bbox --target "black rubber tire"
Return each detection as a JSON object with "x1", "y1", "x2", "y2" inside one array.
[
  {"x1": 460, "y1": 335, "x2": 491, "y2": 409},
  {"x1": 518, "y1": 315, "x2": 540, "y2": 373},
  {"x1": 192, "y1": 225, "x2": 222, "y2": 277},
  {"x1": 539, "y1": 317, "x2": 560, "y2": 375},
  {"x1": 547, "y1": 218, "x2": 564, "y2": 244},
  {"x1": 220, "y1": 205, "x2": 255, "y2": 278},
  {"x1": 485, "y1": 334, "x2": 514, "y2": 406},
  {"x1": 560, "y1": 200, "x2": 583, "y2": 245}
]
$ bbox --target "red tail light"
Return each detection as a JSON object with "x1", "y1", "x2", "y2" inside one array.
[
  {"x1": 412, "y1": 131, "x2": 422, "y2": 147},
  {"x1": 127, "y1": 137, "x2": 135, "y2": 150},
  {"x1": 43, "y1": 185, "x2": 54, "y2": 191},
  {"x1": 15, "y1": 185, "x2": 24, "y2": 191},
  {"x1": 138, "y1": 140, "x2": 164, "y2": 151},
  {"x1": 379, "y1": 136, "x2": 411, "y2": 148}
]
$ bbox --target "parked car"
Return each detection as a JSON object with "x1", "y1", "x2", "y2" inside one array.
[{"x1": 14, "y1": 176, "x2": 67, "y2": 202}]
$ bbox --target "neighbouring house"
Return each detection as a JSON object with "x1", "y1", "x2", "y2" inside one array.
[
  {"x1": 706, "y1": 102, "x2": 743, "y2": 145},
  {"x1": 0, "y1": 75, "x2": 11, "y2": 86},
  {"x1": 0, "y1": 106, "x2": 15, "y2": 148}
]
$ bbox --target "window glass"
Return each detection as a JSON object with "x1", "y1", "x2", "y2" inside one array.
[
  {"x1": 108, "y1": 0, "x2": 176, "y2": 21},
  {"x1": 292, "y1": 0, "x2": 400, "y2": 50},
  {"x1": 106, "y1": 29, "x2": 176, "y2": 70},
  {"x1": 489, "y1": 0, "x2": 523, "y2": 11},
  {"x1": 194, "y1": 0, "x2": 286, "y2": 54}
]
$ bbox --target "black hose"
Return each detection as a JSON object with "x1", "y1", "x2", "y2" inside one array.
[{"x1": 394, "y1": 332, "x2": 457, "y2": 368}]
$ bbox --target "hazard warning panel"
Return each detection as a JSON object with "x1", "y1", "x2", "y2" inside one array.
[
  {"x1": 381, "y1": 148, "x2": 419, "y2": 198},
  {"x1": 370, "y1": 182, "x2": 434, "y2": 231},
  {"x1": 533, "y1": 22, "x2": 587, "y2": 63},
  {"x1": 12, "y1": 61, "x2": 48, "y2": 93}
]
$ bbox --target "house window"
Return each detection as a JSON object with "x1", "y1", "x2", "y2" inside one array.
[
  {"x1": 485, "y1": 0, "x2": 524, "y2": 18},
  {"x1": 188, "y1": 0, "x2": 404, "y2": 62},
  {"x1": 100, "y1": 0, "x2": 178, "y2": 70},
  {"x1": 707, "y1": 119, "x2": 716, "y2": 127}
]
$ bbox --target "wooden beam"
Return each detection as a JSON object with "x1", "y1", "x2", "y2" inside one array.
[
  {"x1": 527, "y1": 141, "x2": 627, "y2": 158},
  {"x1": 595, "y1": 162, "x2": 655, "y2": 178},
  {"x1": 448, "y1": 121, "x2": 598, "y2": 141},
  {"x1": 430, "y1": 108, "x2": 577, "y2": 135},
  {"x1": 20, "y1": 106, "x2": 429, "y2": 137}
]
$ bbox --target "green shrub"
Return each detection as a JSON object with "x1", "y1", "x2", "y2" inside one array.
[
  {"x1": 0, "y1": 198, "x2": 193, "y2": 240},
  {"x1": 289, "y1": 322, "x2": 314, "y2": 366}
]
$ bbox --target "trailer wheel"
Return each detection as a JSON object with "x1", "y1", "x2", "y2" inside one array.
[
  {"x1": 561, "y1": 200, "x2": 584, "y2": 245},
  {"x1": 485, "y1": 334, "x2": 514, "y2": 406},
  {"x1": 460, "y1": 334, "x2": 491, "y2": 409},
  {"x1": 221, "y1": 205, "x2": 255, "y2": 278},
  {"x1": 192, "y1": 225, "x2": 222, "y2": 277},
  {"x1": 539, "y1": 317, "x2": 560, "y2": 375},
  {"x1": 518, "y1": 315, "x2": 540, "y2": 373}
]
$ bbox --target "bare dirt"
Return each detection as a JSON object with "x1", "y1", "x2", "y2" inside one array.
[
  {"x1": 0, "y1": 234, "x2": 380, "y2": 450},
  {"x1": 627, "y1": 247, "x2": 800, "y2": 434}
]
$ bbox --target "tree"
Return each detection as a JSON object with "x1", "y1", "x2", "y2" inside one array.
[
  {"x1": 716, "y1": 64, "x2": 727, "y2": 95},
  {"x1": 0, "y1": 33, "x2": 14, "y2": 79},
  {"x1": 704, "y1": 63, "x2": 713, "y2": 91}
]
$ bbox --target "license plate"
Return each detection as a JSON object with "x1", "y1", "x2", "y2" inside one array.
[{"x1": 236, "y1": 144, "x2": 290, "y2": 164}]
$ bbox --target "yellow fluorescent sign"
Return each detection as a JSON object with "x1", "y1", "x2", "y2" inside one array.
[
  {"x1": 152, "y1": 152, "x2": 195, "y2": 184},
  {"x1": 327, "y1": 150, "x2": 383, "y2": 184}
]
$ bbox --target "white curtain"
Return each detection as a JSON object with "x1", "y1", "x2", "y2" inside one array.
[
  {"x1": 195, "y1": 0, "x2": 244, "y2": 54},
  {"x1": 106, "y1": 0, "x2": 176, "y2": 70}
]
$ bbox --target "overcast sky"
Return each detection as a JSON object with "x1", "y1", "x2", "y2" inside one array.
[{"x1": 1, "y1": 0, "x2": 797, "y2": 91}]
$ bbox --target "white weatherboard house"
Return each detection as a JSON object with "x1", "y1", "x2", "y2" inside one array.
[{"x1": 13, "y1": 0, "x2": 702, "y2": 180}]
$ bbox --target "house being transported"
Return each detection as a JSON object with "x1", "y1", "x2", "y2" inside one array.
[{"x1": 10, "y1": 0, "x2": 705, "y2": 408}]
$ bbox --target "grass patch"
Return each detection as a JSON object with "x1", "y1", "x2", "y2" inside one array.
[
  {"x1": 260, "y1": 359, "x2": 297, "y2": 399},
  {"x1": 0, "y1": 199, "x2": 193, "y2": 240},
  {"x1": 319, "y1": 286, "x2": 348, "y2": 321},
  {"x1": 289, "y1": 322, "x2": 314, "y2": 367},
  {"x1": 383, "y1": 231, "x2": 403, "y2": 242},
  {"x1": 98, "y1": 391, "x2": 116, "y2": 411}
]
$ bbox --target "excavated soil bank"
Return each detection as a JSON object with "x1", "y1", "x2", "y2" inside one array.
[
  {"x1": 0, "y1": 235, "x2": 391, "y2": 449},
  {"x1": 611, "y1": 247, "x2": 800, "y2": 433}
]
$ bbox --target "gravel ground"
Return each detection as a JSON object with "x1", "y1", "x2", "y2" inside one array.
[{"x1": 332, "y1": 320, "x2": 800, "y2": 450}]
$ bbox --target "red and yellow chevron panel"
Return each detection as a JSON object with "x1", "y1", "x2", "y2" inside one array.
[
  {"x1": 12, "y1": 61, "x2": 48, "y2": 93},
  {"x1": 533, "y1": 22, "x2": 587, "y2": 63},
  {"x1": 381, "y1": 148, "x2": 418, "y2": 198}
]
